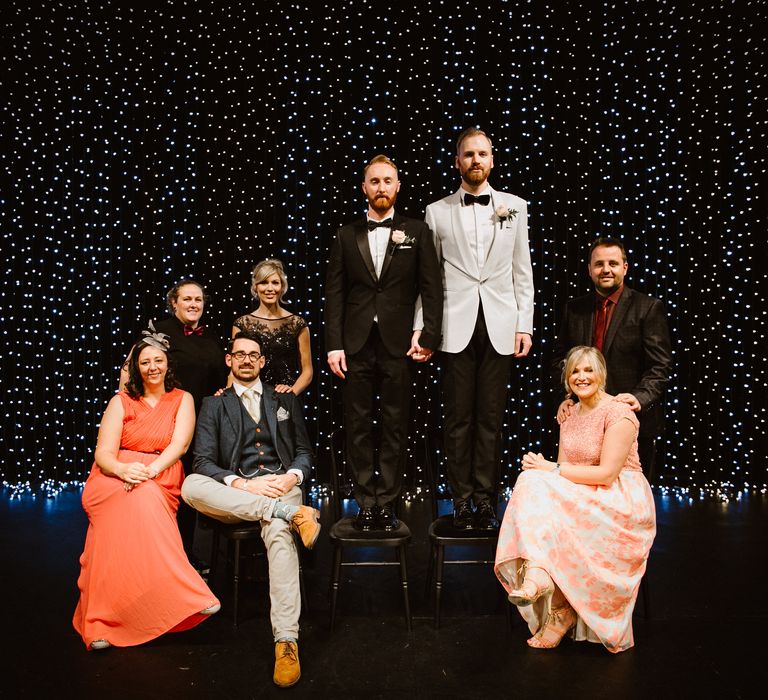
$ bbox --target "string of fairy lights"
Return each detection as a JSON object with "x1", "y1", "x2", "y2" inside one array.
[{"x1": 1, "y1": 1, "x2": 765, "y2": 501}]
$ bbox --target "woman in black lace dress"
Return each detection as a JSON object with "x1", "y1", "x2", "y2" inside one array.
[{"x1": 232, "y1": 259, "x2": 313, "y2": 394}]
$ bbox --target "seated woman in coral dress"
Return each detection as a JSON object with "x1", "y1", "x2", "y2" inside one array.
[
  {"x1": 73, "y1": 325, "x2": 220, "y2": 650},
  {"x1": 494, "y1": 345, "x2": 656, "y2": 653}
]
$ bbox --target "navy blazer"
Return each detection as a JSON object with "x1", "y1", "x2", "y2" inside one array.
[
  {"x1": 192, "y1": 384, "x2": 314, "y2": 483},
  {"x1": 323, "y1": 212, "x2": 443, "y2": 356},
  {"x1": 551, "y1": 285, "x2": 673, "y2": 436}
]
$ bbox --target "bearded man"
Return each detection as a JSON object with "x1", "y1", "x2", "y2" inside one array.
[{"x1": 324, "y1": 154, "x2": 442, "y2": 530}]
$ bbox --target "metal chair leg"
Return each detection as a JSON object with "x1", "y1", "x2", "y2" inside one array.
[
  {"x1": 329, "y1": 546, "x2": 342, "y2": 631},
  {"x1": 398, "y1": 545, "x2": 412, "y2": 632},
  {"x1": 232, "y1": 540, "x2": 241, "y2": 627},
  {"x1": 434, "y1": 543, "x2": 446, "y2": 629}
]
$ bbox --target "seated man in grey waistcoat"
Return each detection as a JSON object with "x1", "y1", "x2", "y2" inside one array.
[{"x1": 181, "y1": 330, "x2": 319, "y2": 689}]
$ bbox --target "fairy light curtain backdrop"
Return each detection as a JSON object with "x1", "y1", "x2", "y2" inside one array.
[{"x1": 1, "y1": 1, "x2": 765, "y2": 497}]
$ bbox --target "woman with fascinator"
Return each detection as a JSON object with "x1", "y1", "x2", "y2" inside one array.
[{"x1": 74, "y1": 324, "x2": 220, "y2": 651}]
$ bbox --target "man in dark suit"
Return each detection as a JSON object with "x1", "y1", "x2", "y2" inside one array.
[
  {"x1": 551, "y1": 237, "x2": 672, "y2": 482},
  {"x1": 324, "y1": 154, "x2": 443, "y2": 531},
  {"x1": 181, "y1": 331, "x2": 319, "y2": 689}
]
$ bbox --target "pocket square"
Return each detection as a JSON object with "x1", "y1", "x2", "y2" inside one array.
[{"x1": 276, "y1": 407, "x2": 290, "y2": 421}]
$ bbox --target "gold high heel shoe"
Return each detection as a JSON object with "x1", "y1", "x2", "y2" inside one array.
[
  {"x1": 507, "y1": 562, "x2": 555, "y2": 607},
  {"x1": 527, "y1": 604, "x2": 577, "y2": 649}
]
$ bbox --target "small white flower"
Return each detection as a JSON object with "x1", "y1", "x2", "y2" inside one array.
[
  {"x1": 391, "y1": 230, "x2": 406, "y2": 245},
  {"x1": 495, "y1": 205, "x2": 510, "y2": 219}
]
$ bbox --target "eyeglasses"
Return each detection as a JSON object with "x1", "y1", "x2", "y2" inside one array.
[{"x1": 230, "y1": 351, "x2": 262, "y2": 362}]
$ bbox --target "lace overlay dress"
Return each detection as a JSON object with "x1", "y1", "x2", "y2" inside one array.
[
  {"x1": 494, "y1": 400, "x2": 656, "y2": 653},
  {"x1": 233, "y1": 313, "x2": 307, "y2": 386}
]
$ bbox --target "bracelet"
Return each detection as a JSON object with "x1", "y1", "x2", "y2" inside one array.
[{"x1": 551, "y1": 463, "x2": 561, "y2": 476}]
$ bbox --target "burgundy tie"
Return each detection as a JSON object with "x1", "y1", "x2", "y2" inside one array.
[
  {"x1": 183, "y1": 325, "x2": 205, "y2": 336},
  {"x1": 593, "y1": 298, "x2": 611, "y2": 352}
]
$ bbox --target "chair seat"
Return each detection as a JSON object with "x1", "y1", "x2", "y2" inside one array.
[
  {"x1": 429, "y1": 515, "x2": 499, "y2": 544},
  {"x1": 205, "y1": 520, "x2": 263, "y2": 540},
  {"x1": 330, "y1": 517, "x2": 411, "y2": 545}
]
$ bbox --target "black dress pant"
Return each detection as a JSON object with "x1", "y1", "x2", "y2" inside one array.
[
  {"x1": 343, "y1": 324, "x2": 411, "y2": 508},
  {"x1": 442, "y1": 304, "x2": 512, "y2": 507}
]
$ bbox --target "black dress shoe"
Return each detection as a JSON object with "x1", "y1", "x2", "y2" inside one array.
[
  {"x1": 453, "y1": 501, "x2": 475, "y2": 530},
  {"x1": 475, "y1": 501, "x2": 500, "y2": 530},
  {"x1": 354, "y1": 506, "x2": 376, "y2": 531},
  {"x1": 377, "y1": 503, "x2": 400, "y2": 531}
]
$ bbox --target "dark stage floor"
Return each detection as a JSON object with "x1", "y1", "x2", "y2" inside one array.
[{"x1": 2, "y1": 486, "x2": 765, "y2": 699}]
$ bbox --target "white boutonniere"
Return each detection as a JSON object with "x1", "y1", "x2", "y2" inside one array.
[
  {"x1": 495, "y1": 205, "x2": 519, "y2": 227},
  {"x1": 391, "y1": 229, "x2": 416, "y2": 247}
]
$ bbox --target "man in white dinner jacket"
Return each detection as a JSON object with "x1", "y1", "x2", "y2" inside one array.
[{"x1": 424, "y1": 127, "x2": 534, "y2": 530}]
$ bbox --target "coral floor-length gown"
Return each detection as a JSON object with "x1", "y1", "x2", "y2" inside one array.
[{"x1": 73, "y1": 388, "x2": 218, "y2": 648}]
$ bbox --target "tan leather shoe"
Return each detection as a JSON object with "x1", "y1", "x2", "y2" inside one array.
[
  {"x1": 273, "y1": 640, "x2": 300, "y2": 687},
  {"x1": 290, "y1": 505, "x2": 321, "y2": 549}
]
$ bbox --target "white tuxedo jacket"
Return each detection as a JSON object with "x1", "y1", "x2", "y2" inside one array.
[{"x1": 424, "y1": 187, "x2": 534, "y2": 354}]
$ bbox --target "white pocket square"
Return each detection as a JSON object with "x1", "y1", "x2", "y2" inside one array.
[{"x1": 276, "y1": 407, "x2": 290, "y2": 421}]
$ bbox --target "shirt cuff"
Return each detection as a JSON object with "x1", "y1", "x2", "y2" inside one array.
[
  {"x1": 224, "y1": 474, "x2": 239, "y2": 487},
  {"x1": 287, "y1": 468, "x2": 303, "y2": 486}
]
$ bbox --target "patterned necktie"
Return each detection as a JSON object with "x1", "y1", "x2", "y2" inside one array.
[
  {"x1": 183, "y1": 324, "x2": 205, "y2": 336},
  {"x1": 241, "y1": 388, "x2": 260, "y2": 424},
  {"x1": 464, "y1": 193, "x2": 490, "y2": 206},
  {"x1": 593, "y1": 298, "x2": 612, "y2": 352}
]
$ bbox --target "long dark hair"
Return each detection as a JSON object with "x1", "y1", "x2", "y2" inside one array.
[{"x1": 124, "y1": 340, "x2": 181, "y2": 399}]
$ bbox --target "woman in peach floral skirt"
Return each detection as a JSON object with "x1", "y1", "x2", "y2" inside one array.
[{"x1": 495, "y1": 345, "x2": 656, "y2": 653}]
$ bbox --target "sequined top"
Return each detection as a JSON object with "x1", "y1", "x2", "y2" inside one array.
[{"x1": 232, "y1": 312, "x2": 308, "y2": 387}]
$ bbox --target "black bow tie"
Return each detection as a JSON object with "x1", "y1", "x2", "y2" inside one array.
[
  {"x1": 464, "y1": 193, "x2": 490, "y2": 206},
  {"x1": 367, "y1": 218, "x2": 393, "y2": 231}
]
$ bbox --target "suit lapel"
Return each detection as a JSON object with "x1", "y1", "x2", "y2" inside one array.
[
  {"x1": 355, "y1": 221, "x2": 377, "y2": 282},
  {"x1": 262, "y1": 388, "x2": 278, "y2": 444},
  {"x1": 451, "y1": 189, "x2": 480, "y2": 277},
  {"x1": 481, "y1": 187, "x2": 501, "y2": 272},
  {"x1": 603, "y1": 287, "x2": 632, "y2": 354},
  {"x1": 378, "y1": 214, "x2": 400, "y2": 282},
  {"x1": 222, "y1": 388, "x2": 245, "y2": 471}
]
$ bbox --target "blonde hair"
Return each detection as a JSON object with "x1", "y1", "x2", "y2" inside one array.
[
  {"x1": 363, "y1": 154, "x2": 398, "y2": 178},
  {"x1": 456, "y1": 127, "x2": 493, "y2": 154},
  {"x1": 562, "y1": 345, "x2": 607, "y2": 397},
  {"x1": 250, "y1": 258, "x2": 288, "y2": 302}
]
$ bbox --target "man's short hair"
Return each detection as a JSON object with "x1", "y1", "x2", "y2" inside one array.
[
  {"x1": 588, "y1": 237, "x2": 627, "y2": 263},
  {"x1": 456, "y1": 127, "x2": 493, "y2": 154},
  {"x1": 228, "y1": 330, "x2": 262, "y2": 355},
  {"x1": 363, "y1": 154, "x2": 398, "y2": 178}
]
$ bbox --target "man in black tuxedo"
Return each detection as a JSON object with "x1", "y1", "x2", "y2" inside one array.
[
  {"x1": 551, "y1": 237, "x2": 672, "y2": 482},
  {"x1": 181, "y1": 331, "x2": 319, "y2": 689},
  {"x1": 324, "y1": 154, "x2": 442, "y2": 531}
]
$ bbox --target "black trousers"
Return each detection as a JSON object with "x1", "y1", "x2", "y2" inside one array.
[
  {"x1": 442, "y1": 305, "x2": 512, "y2": 507},
  {"x1": 177, "y1": 451, "x2": 199, "y2": 563},
  {"x1": 343, "y1": 324, "x2": 411, "y2": 508}
]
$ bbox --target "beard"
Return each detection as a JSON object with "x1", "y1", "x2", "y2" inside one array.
[
  {"x1": 461, "y1": 165, "x2": 491, "y2": 187},
  {"x1": 368, "y1": 191, "x2": 397, "y2": 215}
]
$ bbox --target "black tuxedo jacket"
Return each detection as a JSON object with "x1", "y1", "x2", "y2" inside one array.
[
  {"x1": 551, "y1": 285, "x2": 672, "y2": 436},
  {"x1": 323, "y1": 213, "x2": 443, "y2": 356},
  {"x1": 192, "y1": 384, "x2": 314, "y2": 483}
]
